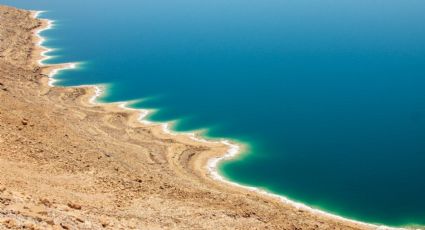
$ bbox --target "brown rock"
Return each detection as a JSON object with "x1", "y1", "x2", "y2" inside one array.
[
  {"x1": 101, "y1": 222, "x2": 109, "y2": 228},
  {"x1": 39, "y1": 198, "x2": 51, "y2": 207},
  {"x1": 23, "y1": 223, "x2": 37, "y2": 230},
  {"x1": 45, "y1": 219, "x2": 54, "y2": 225},
  {"x1": 21, "y1": 119, "x2": 28, "y2": 125},
  {"x1": 3, "y1": 219, "x2": 16, "y2": 229},
  {"x1": 60, "y1": 223, "x2": 69, "y2": 229},
  {"x1": 67, "y1": 202, "x2": 82, "y2": 210}
]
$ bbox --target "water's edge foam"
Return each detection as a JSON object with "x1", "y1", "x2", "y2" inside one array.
[{"x1": 32, "y1": 10, "x2": 406, "y2": 230}]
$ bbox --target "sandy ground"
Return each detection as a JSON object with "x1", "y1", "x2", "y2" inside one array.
[{"x1": 0, "y1": 5, "x2": 377, "y2": 230}]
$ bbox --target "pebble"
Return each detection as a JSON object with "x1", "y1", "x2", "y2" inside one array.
[
  {"x1": 67, "y1": 202, "x2": 82, "y2": 210},
  {"x1": 21, "y1": 119, "x2": 28, "y2": 125}
]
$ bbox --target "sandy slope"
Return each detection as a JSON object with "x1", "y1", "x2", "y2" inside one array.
[{"x1": 0, "y1": 5, "x2": 373, "y2": 230}]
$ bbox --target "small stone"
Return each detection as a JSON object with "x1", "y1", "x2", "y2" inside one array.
[
  {"x1": 46, "y1": 219, "x2": 54, "y2": 225},
  {"x1": 60, "y1": 223, "x2": 70, "y2": 229},
  {"x1": 23, "y1": 223, "x2": 36, "y2": 230},
  {"x1": 37, "y1": 211, "x2": 48, "y2": 216},
  {"x1": 3, "y1": 219, "x2": 16, "y2": 229},
  {"x1": 21, "y1": 119, "x2": 28, "y2": 125},
  {"x1": 99, "y1": 217, "x2": 109, "y2": 228},
  {"x1": 39, "y1": 198, "x2": 51, "y2": 207},
  {"x1": 67, "y1": 202, "x2": 82, "y2": 210}
]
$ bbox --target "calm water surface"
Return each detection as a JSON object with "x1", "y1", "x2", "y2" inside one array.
[{"x1": 3, "y1": 0, "x2": 425, "y2": 226}]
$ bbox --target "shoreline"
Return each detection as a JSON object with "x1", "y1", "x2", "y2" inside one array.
[{"x1": 29, "y1": 10, "x2": 404, "y2": 230}]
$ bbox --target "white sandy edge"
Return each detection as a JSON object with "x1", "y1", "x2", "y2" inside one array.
[
  {"x1": 31, "y1": 10, "x2": 409, "y2": 230},
  {"x1": 33, "y1": 11, "x2": 77, "y2": 87}
]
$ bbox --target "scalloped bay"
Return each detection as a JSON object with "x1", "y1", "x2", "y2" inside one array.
[{"x1": 5, "y1": 0, "x2": 425, "y2": 227}]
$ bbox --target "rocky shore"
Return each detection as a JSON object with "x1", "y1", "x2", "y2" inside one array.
[{"x1": 0, "y1": 5, "x2": 374, "y2": 229}]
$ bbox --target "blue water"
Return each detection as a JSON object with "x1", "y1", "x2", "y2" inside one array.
[{"x1": 3, "y1": 0, "x2": 425, "y2": 226}]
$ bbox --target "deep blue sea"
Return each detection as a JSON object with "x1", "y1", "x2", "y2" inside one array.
[{"x1": 3, "y1": 0, "x2": 425, "y2": 226}]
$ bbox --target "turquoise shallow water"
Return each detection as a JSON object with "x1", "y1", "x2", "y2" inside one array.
[{"x1": 3, "y1": 0, "x2": 425, "y2": 226}]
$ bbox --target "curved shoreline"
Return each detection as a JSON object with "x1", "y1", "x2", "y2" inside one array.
[{"x1": 31, "y1": 10, "x2": 403, "y2": 230}]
